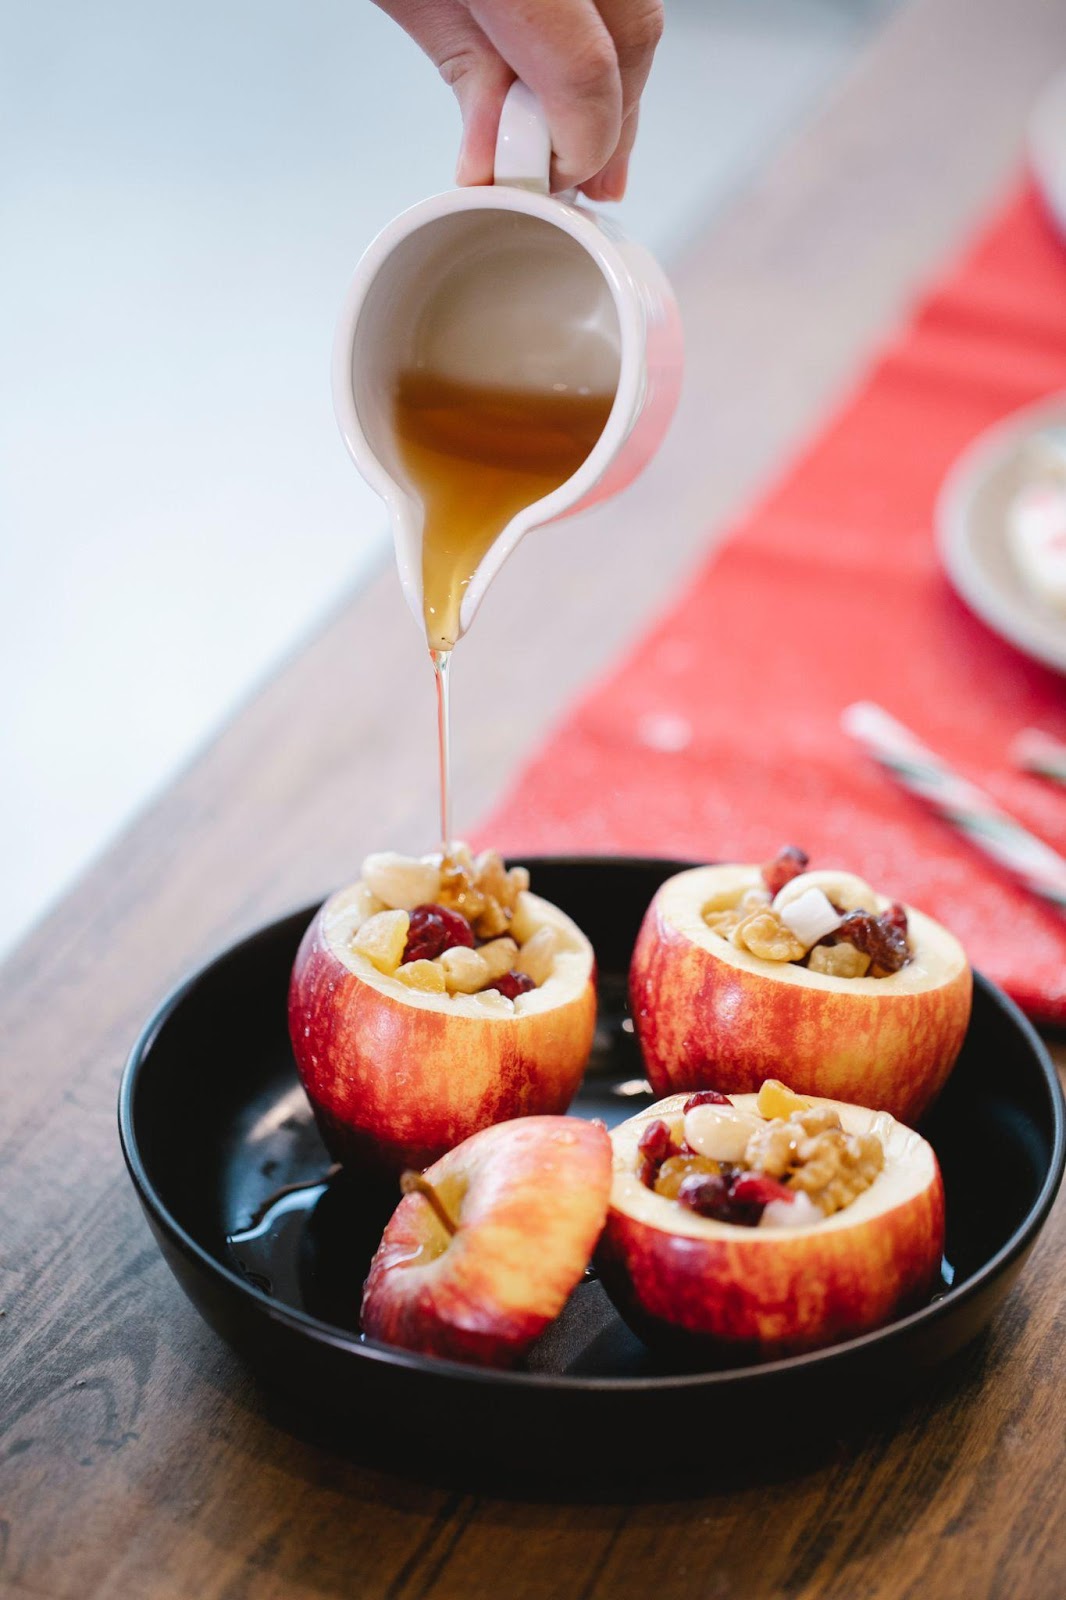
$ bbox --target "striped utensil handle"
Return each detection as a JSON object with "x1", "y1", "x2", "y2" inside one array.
[{"x1": 841, "y1": 701, "x2": 1066, "y2": 912}]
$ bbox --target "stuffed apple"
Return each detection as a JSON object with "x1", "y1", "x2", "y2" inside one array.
[
  {"x1": 597, "y1": 1080, "x2": 945, "y2": 1359},
  {"x1": 629, "y1": 848, "x2": 971, "y2": 1124},
  {"x1": 289, "y1": 847, "x2": 597, "y2": 1175}
]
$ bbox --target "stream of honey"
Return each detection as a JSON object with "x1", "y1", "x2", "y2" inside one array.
[{"x1": 392, "y1": 371, "x2": 614, "y2": 850}]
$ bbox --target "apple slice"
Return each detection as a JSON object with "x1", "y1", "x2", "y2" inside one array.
[
  {"x1": 361, "y1": 1116, "x2": 612, "y2": 1367},
  {"x1": 630, "y1": 863, "x2": 972, "y2": 1123},
  {"x1": 289, "y1": 863, "x2": 597, "y2": 1175},
  {"x1": 597, "y1": 1092, "x2": 945, "y2": 1359}
]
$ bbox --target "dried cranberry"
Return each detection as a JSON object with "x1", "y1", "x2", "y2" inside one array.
[
  {"x1": 485, "y1": 969, "x2": 536, "y2": 1001},
  {"x1": 676, "y1": 1172, "x2": 733, "y2": 1218},
  {"x1": 683, "y1": 1089, "x2": 733, "y2": 1113},
  {"x1": 882, "y1": 902, "x2": 909, "y2": 936},
  {"x1": 832, "y1": 909, "x2": 910, "y2": 974},
  {"x1": 675, "y1": 1172, "x2": 760, "y2": 1225},
  {"x1": 637, "y1": 1118, "x2": 675, "y2": 1166},
  {"x1": 730, "y1": 1173, "x2": 793, "y2": 1207},
  {"x1": 761, "y1": 846, "x2": 810, "y2": 897},
  {"x1": 402, "y1": 903, "x2": 475, "y2": 963}
]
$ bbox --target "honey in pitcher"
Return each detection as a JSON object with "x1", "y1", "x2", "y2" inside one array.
[{"x1": 392, "y1": 370, "x2": 615, "y2": 651}]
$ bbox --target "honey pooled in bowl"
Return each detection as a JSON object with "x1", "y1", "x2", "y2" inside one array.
[{"x1": 392, "y1": 370, "x2": 614, "y2": 650}]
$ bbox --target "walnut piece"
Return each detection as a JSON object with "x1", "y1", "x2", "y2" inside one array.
[
  {"x1": 745, "y1": 1105, "x2": 884, "y2": 1214},
  {"x1": 732, "y1": 909, "x2": 807, "y2": 963}
]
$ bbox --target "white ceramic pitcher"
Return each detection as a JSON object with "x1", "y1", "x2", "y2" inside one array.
[{"x1": 332, "y1": 83, "x2": 683, "y2": 640}]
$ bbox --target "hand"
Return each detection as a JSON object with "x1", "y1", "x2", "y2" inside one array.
[{"x1": 374, "y1": 0, "x2": 664, "y2": 199}]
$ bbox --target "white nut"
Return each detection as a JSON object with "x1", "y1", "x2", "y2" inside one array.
[
  {"x1": 773, "y1": 870, "x2": 878, "y2": 917},
  {"x1": 684, "y1": 1104, "x2": 763, "y2": 1165},
  {"x1": 760, "y1": 1192, "x2": 823, "y2": 1230},
  {"x1": 476, "y1": 937, "x2": 519, "y2": 985},
  {"x1": 778, "y1": 887, "x2": 844, "y2": 950},
  {"x1": 515, "y1": 925, "x2": 558, "y2": 987},
  {"x1": 439, "y1": 946, "x2": 491, "y2": 994},
  {"x1": 472, "y1": 987, "x2": 514, "y2": 1015},
  {"x1": 509, "y1": 890, "x2": 542, "y2": 946},
  {"x1": 361, "y1": 852, "x2": 442, "y2": 911}
]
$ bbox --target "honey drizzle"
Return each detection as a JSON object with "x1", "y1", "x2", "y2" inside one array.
[
  {"x1": 392, "y1": 370, "x2": 613, "y2": 854},
  {"x1": 431, "y1": 646, "x2": 452, "y2": 856}
]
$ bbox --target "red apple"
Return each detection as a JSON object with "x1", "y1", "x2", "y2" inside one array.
[
  {"x1": 630, "y1": 864, "x2": 972, "y2": 1123},
  {"x1": 597, "y1": 1092, "x2": 945, "y2": 1359},
  {"x1": 289, "y1": 875, "x2": 597, "y2": 1175},
  {"x1": 361, "y1": 1115, "x2": 612, "y2": 1367}
]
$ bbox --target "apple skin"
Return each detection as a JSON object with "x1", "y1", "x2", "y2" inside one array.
[
  {"x1": 597, "y1": 1094, "x2": 945, "y2": 1360},
  {"x1": 288, "y1": 890, "x2": 597, "y2": 1176},
  {"x1": 629, "y1": 867, "x2": 972, "y2": 1125},
  {"x1": 361, "y1": 1116, "x2": 612, "y2": 1367}
]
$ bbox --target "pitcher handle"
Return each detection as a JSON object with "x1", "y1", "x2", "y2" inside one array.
[{"x1": 493, "y1": 82, "x2": 552, "y2": 194}]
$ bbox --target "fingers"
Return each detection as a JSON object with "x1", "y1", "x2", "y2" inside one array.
[
  {"x1": 373, "y1": 0, "x2": 513, "y2": 184},
  {"x1": 582, "y1": 1, "x2": 661, "y2": 198},
  {"x1": 376, "y1": 0, "x2": 664, "y2": 198},
  {"x1": 463, "y1": 0, "x2": 623, "y2": 192},
  {"x1": 583, "y1": 104, "x2": 638, "y2": 201},
  {"x1": 593, "y1": 0, "x2": 662, "y2": 121}
]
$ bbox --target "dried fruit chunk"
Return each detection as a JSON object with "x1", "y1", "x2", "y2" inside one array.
[
  {"x1": 683, "y1": 1090, "x2": 732, "y2": 1113},
  {"x1": 485, "y1": 970, "x2": 536, "y2": 1001},
  {"x1": 352, "y1": 909, "x2": 410, "y2": 974},
  {"x1": 756, "y1": 1080, "x2": 811, "y2": 1120},
  {"x1": 807, "y1": 941, "x2": 871, "y2": 979},
  {"x1": 637, "y1": 1117, "x2": 679, "y2": 1188},
  {"x1": 761, "y1": 846, "x2": 809, "y2": 897},
  {"x1": 730, "y1": 1173, "x2": 794, "y2": 1208},
  {"x1": 362, "y1": 853, "x2": 441, "y2": 911},
  {"x1": 403, "y1": 903, "x2": 475, "y2": 963},
  {"x1": 653, "y1": 1153, "x2": 721, "y2": 1200},
  {"x1": 395, "y1": 959, "x2": 447, "y2": 993},
  {"x1": 733, "y1": 909, "x2": 807, "y2": 963},
  {"x1": 831, "y1": 910, "x2": 910, "y2": 975},
  {"x1": 676, "y1": 1173, "x2": 762, "y2": 1226},
  {"x1": 439, "y1": 946, "x2": 491, "y2": 995}
]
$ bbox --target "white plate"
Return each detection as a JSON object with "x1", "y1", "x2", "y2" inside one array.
[
  {"x1": 936, "y1": 395, "x2": 1066, "y2": 675},
  {"x1": 1031, "y1": 69, "x2": 1066, "y2": 240}
]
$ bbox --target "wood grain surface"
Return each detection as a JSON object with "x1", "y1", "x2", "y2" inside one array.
[{"x1": 4, "y1": 0, "x2": 1066, "y2": 1595}]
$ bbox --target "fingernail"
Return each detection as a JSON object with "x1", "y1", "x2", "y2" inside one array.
[
  {"x1": 603, "y1": 158, "x2": 629, "y2": 202},
  {"x1": 456, "y1": 141, "x2": 475, "y2": 187}
]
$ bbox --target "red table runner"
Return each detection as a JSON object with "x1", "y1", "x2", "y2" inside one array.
[{"x1": 478, "y1": 185, "x2": 1066, "y2": 1023}]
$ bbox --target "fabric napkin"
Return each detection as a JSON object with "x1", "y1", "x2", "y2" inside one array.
[{"x1": 477, "y1": 186, "x2": 1066, "y2": 1023}]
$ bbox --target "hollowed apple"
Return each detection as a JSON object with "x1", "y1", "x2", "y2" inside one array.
[
  {"x1": 630, "y1": 864, "x2": 972, "y2": 1123},
  {"x1": 289, "y1": 880, "x2": 596, "y2": 1175},
  {"x1": 361, "y1": 1115, "x2": 612, "y2": 1367},
  {"x1": 597, "y1": 1092, "x2": 945, "y2": 1359}
]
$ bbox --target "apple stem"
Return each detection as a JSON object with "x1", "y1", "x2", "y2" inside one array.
[{"x1": 400, "y1": 1170, "x2": 458, "y2": 1236}]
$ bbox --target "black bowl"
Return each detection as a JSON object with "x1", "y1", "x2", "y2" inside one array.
[{"x1": 119, "y1": 857, "x2": 1064, "y2": 1473}]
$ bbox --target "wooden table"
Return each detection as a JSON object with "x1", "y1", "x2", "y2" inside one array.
[{"x1": 5, "y1": 0, "x2": 1066, "y2": 1593}]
